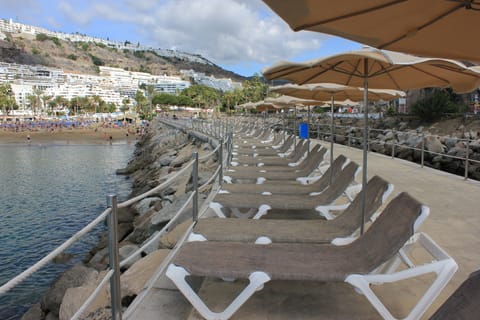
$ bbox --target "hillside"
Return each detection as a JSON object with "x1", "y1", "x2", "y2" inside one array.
[{"x1": 0, "y1": 32, "x2": 247, "y2": 81}]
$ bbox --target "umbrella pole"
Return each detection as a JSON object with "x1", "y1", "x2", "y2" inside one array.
[
  {"x1": 360, "y1": 59, "x2": 369, "y2": 235},
  {"x1": 329, "y1": 95, "x2": 335, "y2": 185},
  {"x1": 308, "y1": 105, "x2": 311, "y2": 153},
  {"x1": 294, "y1": 106, "x2": 297, "y2": 152}
]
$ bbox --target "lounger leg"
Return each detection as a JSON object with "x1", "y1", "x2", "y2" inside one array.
[
  {"x1": 166, "y1": 264, "x2": 271, "y2": 320},
  {"x1": 346, "y1": 259, "x2": 457, "y2": 320}
]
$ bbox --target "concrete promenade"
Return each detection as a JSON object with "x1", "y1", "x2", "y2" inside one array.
[{"x1": 130, "y1": 139, "x2": 480, "y2": 320}]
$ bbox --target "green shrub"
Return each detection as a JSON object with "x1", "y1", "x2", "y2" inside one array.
[
  {"x1": 89, "y1": 54, "x2": 104, "y2": 66},
  {"x1": 50, "y1": 37, "x2": 61, "y2": 47},
  {"x1": 36, "y1": 33, "x2": 49, "y2": 41},
  {"x1": 95, "y1": 42, "x2": 106, "y2": 48},
  {"x1": 31, "y1": 47, "x2": 40, "y2": 55},
  {"x1": 410, "y1": 89, "x2": 468, "y2": 121},
  {"x1": 67, "y1": 54, "x2": 77, "y2": 60},
  {"x1": 134, "y1": 50, "x2": 146, "y2": 59},
  {"x1": 81, "y1": 43, "x2": 89, "y2": 51}
]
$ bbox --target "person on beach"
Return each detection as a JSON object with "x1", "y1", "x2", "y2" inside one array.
[
  {"x1": 26, "y1": 134, "x2": 31, "y2": 145},
  {"x1": 109, "y1": 135, "x2": 113, "y2": 145}
]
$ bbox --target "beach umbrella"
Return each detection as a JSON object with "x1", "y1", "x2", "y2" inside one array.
[
  {"x1": 262, "y1": 0, "x2": 480, "y2": 63},
  {"x1": 270, "y1": 83, "x2": 403, "y2": 184},
  {"x1": 263, "y1": 47, "x2": 480, "y2": 234}
]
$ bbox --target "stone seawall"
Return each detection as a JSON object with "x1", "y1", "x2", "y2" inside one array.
[{"x1": 22, "y1": 119, "x2": 217, "y2": 320}]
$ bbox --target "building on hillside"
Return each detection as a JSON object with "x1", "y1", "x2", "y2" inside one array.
[{"x1": 180, "y1": 69, "x2": 241, "y2": 92}]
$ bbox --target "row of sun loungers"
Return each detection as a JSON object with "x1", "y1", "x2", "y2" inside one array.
[{"x1": 164, "y1": 125, "x2": 461, "y2": 320}]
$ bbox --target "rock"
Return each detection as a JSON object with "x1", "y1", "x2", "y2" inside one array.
[
  {"x1": 117, "y1": 206, "x2": 136, "y2": 224},
  {"x1": 159, "y1": 220, "x2": 191, "y2": 249},
  {"x1": 125, "y1": 209, "x2": 160, "y2": 244},
  {"x1": 45, "y1": 312, "x2": 58, "y2": 320},
  {"x1": 444, "y1": 137, "x2": 458, "y2": 149},
  {"x1": 21, "y1": 303, "x2": 44, "y2": 320},
  {"x1": 120, "y1": 249, "x2": 170, "y2": 297},
  {"x1": 80, "y1": 307, "x2": 112, "y2": 320},
  {"x1": 59, "y1": 281, "x2": 109, "y2": 320},
  {"x1": 53, "y1": 253, "x2": 73, "y2": 264},
  {"x1": 170, "y1": 144, "x2": 196, "y2": 167},
  {"x1": 132, "y1": 197, "x2": 162, "y2": 215},
  {"x1": 158, "y1": 154, "x2": 173, "y2": 166},
  {"x1": 384, "y1": 130, "x2": 395, "y2": 141},
  {"x1": 151, "y1": 193, "x2": 192, "y2": 226},
  {"x1": 425, "y1": 136, "x2": 445, "y2": 154},
  {"x1": 41, "y1": 264, "x2": 97, "y2": 316},
  {"x1": 119, "y1": 244, "x2": 141, "y2": 268}
]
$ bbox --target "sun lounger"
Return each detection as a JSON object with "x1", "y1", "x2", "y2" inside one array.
[
  {"x1": 224, "y1": 146, "x2": 327, "y2": 184},
  {"x1": 167, "y1": 192, "x2": 457, "y2": 320},
  {"x1": 429, "y1": 268, "x2": 480, "y2": 320},
  {"x1": 227, "y1": 144, "x2": 323, "y2": 174},
  {"x1": 191, "y1": 175, "x2": 392, "y2": 243},
  {"x1": 211, "y1": 161, "x2": 360, "y2": 218},
  {"x1": 221, "y1": 154, "x2": 348, "y2": 195},
  {"x1": 231, "y1": 139, "x2": 309, "y2": 167},
  {"x1": 232, "y1": 135, "x2": 294, "y2": 156}
]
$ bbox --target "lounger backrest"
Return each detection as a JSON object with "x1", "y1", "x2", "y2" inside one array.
[
  {"x1": 330, "y1": 175, "x2": 390, "y2": 231},
  {"x1": 429, "y1": 269, "x2": 480, "y2": 320},
  {"x1": 287, "y1": 140, "x2": 308, "y2": 161},
  {"x1": 276, "y1": 135, "x2": 294, "y2": 153},
  {"x1": 295, "y1": 146, "x2": 326, "y2": 174},
  {"x1": 349, "y1": 192, "x2": 423, "y2": 273},
  {"x1": 311, "y1": 155, "x2": 348, "y2": 190},
  {"x1": 314, "y1": 161, "x2": 359, "y2": 203}
]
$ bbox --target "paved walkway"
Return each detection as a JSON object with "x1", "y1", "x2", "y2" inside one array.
[{"x1": 129, "y1": 139, "x2": 480, "y2": 320}]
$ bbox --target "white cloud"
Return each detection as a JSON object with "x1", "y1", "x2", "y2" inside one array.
[{"x1": 55, "y1": 0, "x2": 325, "y2": 66}]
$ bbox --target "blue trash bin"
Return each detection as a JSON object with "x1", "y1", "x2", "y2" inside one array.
[{"x1": 299, "y1": 123, "x2": 309, "y2": 139}]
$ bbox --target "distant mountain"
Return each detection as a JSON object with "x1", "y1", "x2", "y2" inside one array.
[{"x1": 0, "y1": 31, "x2": 247, "y2": 82}]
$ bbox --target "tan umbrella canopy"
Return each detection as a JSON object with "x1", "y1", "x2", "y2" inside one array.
[
  {"x1": 262, "y1": 0, "x2": 480, "y2": 63},
  {"x1": 263, "y1": 47, "x2": 480, "y2": 93},
  {"x1": 263, "y1": 47, "x2": 480, "y2": 234},
  {"x1": 270, "y1": 83, "x2": 404, "y2": 183},
  {"x1": 265, "y1": 95, "x2": 322, "y2": 108}
]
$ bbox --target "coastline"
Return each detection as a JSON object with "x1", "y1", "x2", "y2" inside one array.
[{"x1": 0, "y1": 128, "x2": 137, "y2": 145}]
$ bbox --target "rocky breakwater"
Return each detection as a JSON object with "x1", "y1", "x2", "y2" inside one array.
[
  {"x1": 22, "y1": 120, "x2": 218, "y2": 320},
  {"x1": 321, "y1": 116, "x2": 480, "y2": 180}
]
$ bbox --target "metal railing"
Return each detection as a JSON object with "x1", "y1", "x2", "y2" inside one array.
[
  {"x1": 310, "y1": 122, "x2": 480, "y2": 181},
  {"x1": 0, "y1": 117, "x2": 233, "y2": 320}
]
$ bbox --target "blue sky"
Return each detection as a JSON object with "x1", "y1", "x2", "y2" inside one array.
[{"x1": 0, "y1": 0, "x2": 362, "y2": 77}]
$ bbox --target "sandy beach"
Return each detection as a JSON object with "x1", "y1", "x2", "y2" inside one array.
[{"x1": 0, "y1": 127, "x2": 138, "y2": 145}]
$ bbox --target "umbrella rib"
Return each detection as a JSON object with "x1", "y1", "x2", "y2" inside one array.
[
  {"x1": 378, "y1": 4, "x2": 464, "y2": 49},
  {"x1": 293, "y1": 0, "x2": 407, "y2": 31},
  {"x1": 297, "y1": 61, "x2": 343, "y2": 85},
  {"x1": 265, "y1": 65, "x2": 313, "y2": 81}
]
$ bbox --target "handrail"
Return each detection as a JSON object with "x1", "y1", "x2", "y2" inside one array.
[{"x1": 0, "y1": 208, "x2": 111, "y2": 294}]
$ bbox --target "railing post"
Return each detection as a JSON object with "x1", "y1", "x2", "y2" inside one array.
[
  {"x1": 106, "y1": 195, "x2": 122, "y2": 320},
  {"x1": 348, "y1": 132, "x2": 351, "y2": 148},
  {"x1": 218, "y1": 139, "x2": 223, "y2": 186},
  {"x1": 192, "y1": 152, "x2": 199, "y2": 222},
  {"x1": 391, "y1": 129, "x2": 395, "y2": 159},
  {"x1": 421, "y1": 133, "x2": 425, "y2": 168},
  {"x1": 465, "y1": 139, "x2": 470, "y2": 180},
  {"x1": 317, "y1": 123, "x2": 320, "y2": 139}
]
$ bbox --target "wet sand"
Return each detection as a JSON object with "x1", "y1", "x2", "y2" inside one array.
[{"x1": 0, "y1": 127, "x2": 137, "y2": 145}]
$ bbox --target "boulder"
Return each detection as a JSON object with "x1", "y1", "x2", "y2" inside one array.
[
  {"x1": 21, "y1": 303, "x2": 44, "y2": 320},
  {"x1": 425, "y1": 136, "x2": 445, "y2": 154},
  {"x1": 132, "y1": 197, "x2": 162, "y2": 216},
  {"x1": 41, "y1": 264, "x2": 97, "y2": 316},
  {"x1": 444, "y1": 137, "x2": 458, "y2": 149},
  {"x1": 118, "y1": 244, "x2": 141, "y2": 268},
  {"x1": 159, "y1": 220, "x2": 191, "y2": 249},
  {"x1": 151, "y1": 193, "x2": 192, "y2": 226},
  {"x1": 170, "y1": 144, "x2": 196, "y2": 167},
  {"x1": 120, "y1": 249, "x2": 170, "y2": 297}
]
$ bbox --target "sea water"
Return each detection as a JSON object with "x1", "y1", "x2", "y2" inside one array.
[{"x1": 0, "y1": 143, "x2": 134, "y2": 319}]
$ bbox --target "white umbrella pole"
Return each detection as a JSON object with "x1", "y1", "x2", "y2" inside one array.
[
  {"x1": 294, "y1": 106, "x2": 297, "y2": 152},
  {"x1": 308, "y1": 105, "x2": 311, "y2": 152},
  {"x1": 361, "y1": 59, "x2": 369, "y2": 235},
  {"x1": 329, "y1": 95, "x2": 335, "y2": 185}
]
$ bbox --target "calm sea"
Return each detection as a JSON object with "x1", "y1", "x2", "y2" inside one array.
[{"x1": 0, "y1": 142, "x2": 134, "y2": 320}]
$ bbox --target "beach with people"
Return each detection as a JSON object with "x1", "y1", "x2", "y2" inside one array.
[{"x1": 0, "y1": 121, "x2": 141, "y2": 145}]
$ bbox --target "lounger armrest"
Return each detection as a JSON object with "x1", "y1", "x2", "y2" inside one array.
[
  {"x1": 296, "y1": 175, "x2": 322, "y2": 185},
  {"x1": 345, "y1": 183, "x2": 362, "y2": 202},
  {"x1": 331, "y1": 236, "x2": 357, "y2": 246},
  {"x1": 316, "y1": 203, "x2": 350, "y2": 220},
  {"x1": 346, "y1": 232, "x2": 458, "y2": 320}
]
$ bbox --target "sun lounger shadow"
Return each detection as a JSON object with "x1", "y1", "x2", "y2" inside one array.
[{"x1": 167, "y1": 192, "x2": 458, "y2": 320}]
